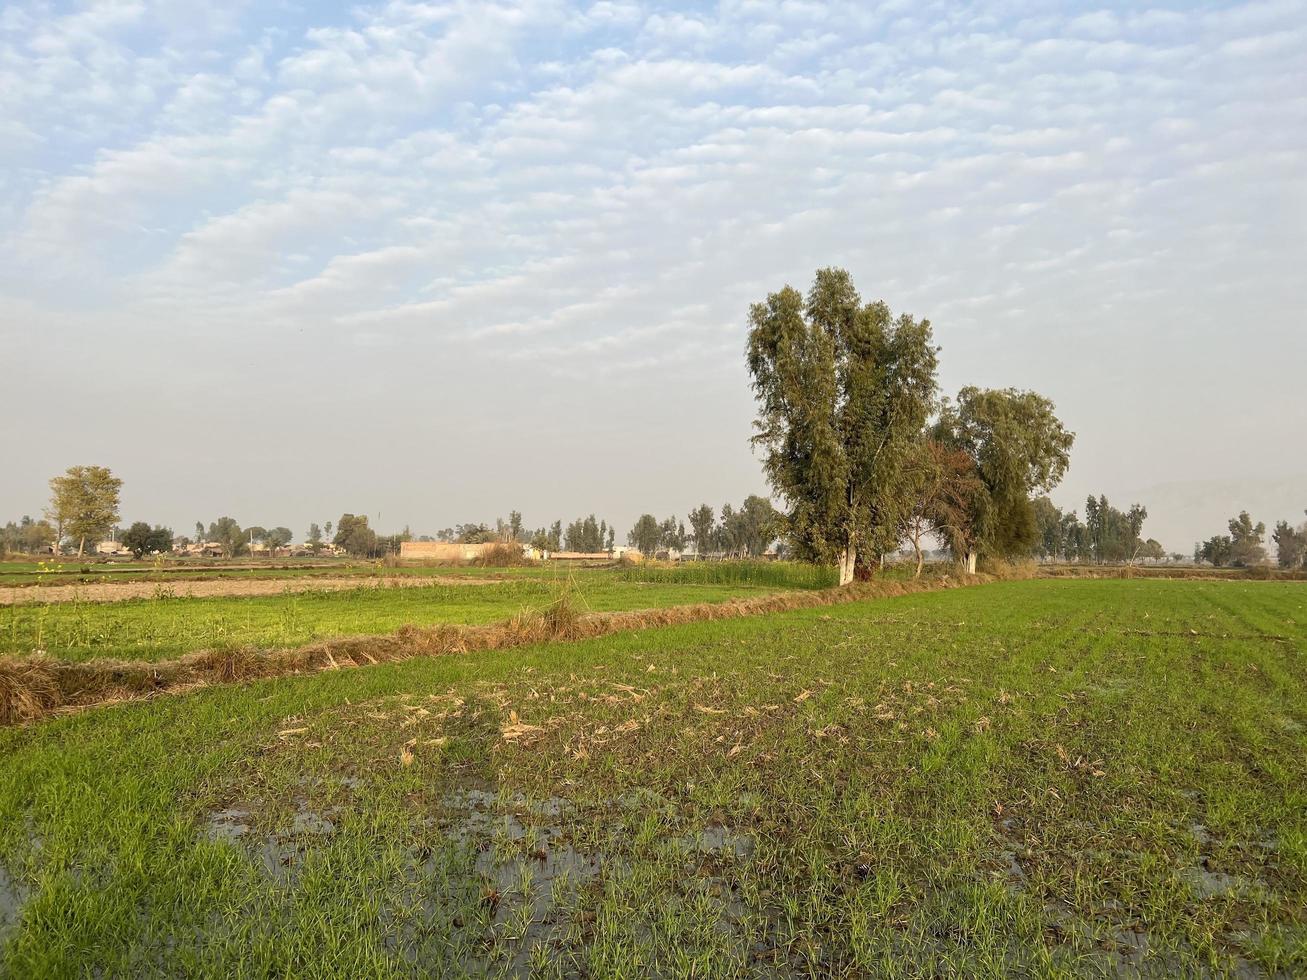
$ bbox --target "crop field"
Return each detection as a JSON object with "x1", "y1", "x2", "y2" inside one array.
[
  {"x1": 0, "y1": 566, "x2": 822, "y2": 664},
  {"x1": 1, "y1": 576, "x2": 1304, "y2": 977}
]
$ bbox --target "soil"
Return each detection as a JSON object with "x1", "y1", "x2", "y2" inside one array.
[{"x1": 0, "y1": 575, "x2": 505, "y2": 606}]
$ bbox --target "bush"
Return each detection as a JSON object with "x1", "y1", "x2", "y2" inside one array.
[{"x1": 471, "y1": 543, "x2": 533, "y2": 568}]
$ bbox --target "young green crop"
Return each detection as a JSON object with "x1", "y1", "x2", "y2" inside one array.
[{"x1": 0, "y1": 579, "x2": 1303, "y2": 977}]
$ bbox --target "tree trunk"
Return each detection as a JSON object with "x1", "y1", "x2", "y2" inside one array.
[
  {"x1": 838, "y1": 543, "x2": 856, "y2": 586},
  {"x1": 965, "y1": 550, "x2": 977, "y2": 575},
  {"x1": 913, "y1": 530, "x2": 923, "y2": 579},
  {"x1": 77, "y1": 535, "x2": 85, "y2": 557}
]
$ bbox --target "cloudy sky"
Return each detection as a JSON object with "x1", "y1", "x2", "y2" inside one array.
[{"x1": 3, "y1": 0, "x2": 1304, "y2": 552}]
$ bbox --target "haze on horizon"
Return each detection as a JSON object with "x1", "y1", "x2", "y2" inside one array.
[{"x1": 3, "y1": 0, "x2": 1304, "y2": 555}]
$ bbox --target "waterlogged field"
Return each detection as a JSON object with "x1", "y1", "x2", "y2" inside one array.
[
  {"x1": 0, "y1": 566, "x2": 820, "y2": 664},
  {"x1": 1, "y1": 579, "x2": 1305, "y2": 977}
]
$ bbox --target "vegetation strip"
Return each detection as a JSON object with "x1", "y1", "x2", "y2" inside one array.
[{"x1": 0, "y1": 574, "x2": 988, "y2": 726}]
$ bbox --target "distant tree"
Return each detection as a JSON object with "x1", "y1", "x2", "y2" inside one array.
[
  {"x1": 1272, "y1": 514, "x2": 1306, "y2": 569},
  {"x1": 548, "y1": 521, "x2": 563, "y2": 552},
  {"x1": 606, "y1": 526, "x2": 615, "y2": 551},
  {"x1": 307, "y1": 523, "x2": 323, "y2": 553},
  {"x1": 1227, "y1": 511, "x2": 1266, "y2": 567},
  {"x1": 456, "y1": 523, "x2": 495, "y2": 544},
  {"x1": 563, "y1": 515, "x2": 605, "y2": 552},
  {"x1": 324, "y1": 521, "x2": 333, "y2": 542},
  {"x1": 1125, "y1": 504, "x2": 1148, "y2": 561},
  {"x1": 264, "y1": 526, "x2": 293, "y2": 556},
  {"x1": 1, "y1": 516, "x2": 56, "y2": 555},
  {"x1": 121, "y1": 522, "x2": 155, "y2": 558},
  {"x1": 933, "y1": 388, "x2": 1073, "y2": 570},
  {"x1": 628, "y1": 515, "x2": 660, "y2": 556},
  {"x1": 1138, "y1": 538, "x2": 1165, "y2": 561},
  {"x1": 735, "y1": 495, "x2": 779, "y2": 556},
  {"x1": 657, "y1": 516, "x2": 686, "y2": 553},
  {"x1": 688, "y1": 505, "x2": 715, "y2": 554},
  {"x1": 47, "y1": 465, "x2": 123, "y2": 556},
  {"x1": 747, "y1": 268, "x2": 939, "y2": 584},
  {"x1": 194, "y1": 521, "x2": 205, "y2": 543},
  {"x1": 1196, "y1": 535, "x2": 1233, "y2": 567},
  {"x1": 509, "y1": 511, "x2": 524, "y2": 543},
  {"x1": 334, "y1": 514, "x2": 378, "y2": 557},
  {"x1": 207, "y1": 517, "x2": 246, "y2": 558}
]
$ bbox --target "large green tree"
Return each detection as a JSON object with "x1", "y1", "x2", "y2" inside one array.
[
  {"x1": 334, "y1": 514, "x2": 379, "y2": 557},
  {"x1": 747, "y1": 268, "x2": 938, "y2": 584},
  {"x1": 1226, "y1": 511, "x2": 1266, "y2": 567},
  {"x1": 47, "y1": 465, "x2": 123, "y2": 556},
  {"x1": 932, "y1": 387, "x2": 1074, "y2": 569},
  {"x1": 121, "y1": 522, "x2": 174, "y2": 558}
]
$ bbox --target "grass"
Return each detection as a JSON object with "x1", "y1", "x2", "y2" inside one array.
[
  {"x1": 0, "y1": 578, "x2": 1304, "y2": 976},
  {"x1": 618, "y1": 559, "x2": 839, "y2": 590},
  {"x1": 0, "y1": 570, "x2": 792, "y2": 664}
]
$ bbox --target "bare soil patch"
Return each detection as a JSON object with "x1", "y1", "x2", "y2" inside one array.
[{"x1": 0, "y1": 575, "x2": 506, "y2": 606}]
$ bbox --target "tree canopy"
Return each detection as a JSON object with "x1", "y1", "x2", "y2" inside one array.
[
  {"x1": 47, "y1": 465, "x2": 122, "y2": 556},
  {"x1": 747, "y1": 268, "x2": 938, "y2": 583}
]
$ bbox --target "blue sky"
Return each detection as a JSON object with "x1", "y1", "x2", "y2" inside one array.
[{"x1": 3, "y1": 0, "x2": 1305, "y2": 550}]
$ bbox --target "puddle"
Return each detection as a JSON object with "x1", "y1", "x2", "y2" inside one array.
[
  {"x1": 1179, "y1": 864, "x2": 1244, "y2": 899},
  {"x1": 204, "y1": 808, "x2": 253, "y2": 842},
  {"x1": 0, "y1": 865, "x2": 28, "y2": 934},
  {"x1": 675, "y1": 825, "x2": 755, "y2": 859}
]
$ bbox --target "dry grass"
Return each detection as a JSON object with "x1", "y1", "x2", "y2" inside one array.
[
  {"x1": 0, "y1": 573, "x2": 990, "y2": 726},
  {"x1": 470, "y1": 543, "x2": 534, "y2": 568}
]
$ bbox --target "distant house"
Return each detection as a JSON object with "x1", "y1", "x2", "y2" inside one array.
[
  {"x1": 95, "y1": 540, "x2": 131, "y2": 556},
  {"x1": 399, "y1": 541, "x2": 531, "y2": 562}
]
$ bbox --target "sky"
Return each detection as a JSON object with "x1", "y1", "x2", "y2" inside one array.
[{"x1": 2, "y1": 0, "x2": 1305, "y2": 554}]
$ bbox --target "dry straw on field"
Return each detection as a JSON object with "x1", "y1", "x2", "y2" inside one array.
[{"x1": 0, "y1": 573, "x2": 991, "y2": 726}]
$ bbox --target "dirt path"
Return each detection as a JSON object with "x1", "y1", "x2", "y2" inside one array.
[{"x1": 0, "y1": 575, "x2": 506, "y2": 606}]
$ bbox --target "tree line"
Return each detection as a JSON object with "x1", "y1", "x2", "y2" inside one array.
[{"x1": 1196, "y1": 510, "x2": 1306, "y2": 569}]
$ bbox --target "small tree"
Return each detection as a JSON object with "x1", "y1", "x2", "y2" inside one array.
[
  {"x1": 47, "y1": 465, "x2": 123, "y2": 556},
  {"x1": 208, "y1": 517, "x2": 246, "y2": 558},
  {"x1": 307, "y1": 523, "x2": 323, "y2": 553},
  {"x1": 747, "y1": 269, "x2": 939, "y2": 584}
]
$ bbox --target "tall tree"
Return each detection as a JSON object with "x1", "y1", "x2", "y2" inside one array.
[
  {"x1": 747, "y1": 268, "x2": 938, "y2": 584},
  {"x1": 688, "y1": 504, "x2": 715, "y2": 554},
  {"x1": 1227, "y1": 511, "x2": 1266, "y2": 567},
  {"x1": 628, "y1": 514, "x2": 660, "y2": 556},
  {"x1": 1271, "y1": 513, "x2": 1306, "y2": 569},
  {"x1": 47, "y1": 465, "x2": 123, "y2": 556},
  {"x1": 307, "y1": 523, "x2": 323, "y2": 553},
  {"x1": 933, "y1": 388, "x2": 1074, "y2": 570}
]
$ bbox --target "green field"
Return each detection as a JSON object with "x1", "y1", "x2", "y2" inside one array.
[
  {"x1": 1, "y1": 578, "x2": 1304, "y2": 977},
  {"x1": 0, "y1": 569, "x2": 814, "y2": 664}
]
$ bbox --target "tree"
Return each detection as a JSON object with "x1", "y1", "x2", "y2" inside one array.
[
  {"x1": 688, "y1": 505, "x2": 715, "y2": 554},
  {"x1": 263, "y1": 526, "x2": 293, "y2": 556},
  {"x1": 658, "y1": 516, "x2": 686, "y2": 553},
  {"x1": 194, "y1": 521, "x2": 205, "y2": 543},
  {"x1": 747, "y1": 268, "x2": 939, "y2": 584},
  {"x1": 1272, "y1": 514, "x2": 1306, "y2": 569},
  {"x1": 1196, "y1": 535, "x2": 1232, "y2": 567},
  {"x1": 933, "y1": 388, "x2": 1074, "y2": 570},
  {"x1": 1227, "y1": 511, "x2": 1266, "y2": 567},
  {"x1": 334, "y1": 514, "x2": 379, "y2": 557},
  {"x1": 47, "y1": 465, "x2": 123, "y2": 556},
  {"x1": 207, "y1": 517, "x2": 246, "y2": 558},
  {"x1": 509, "y1": 511, "x2": 524, "y2": 543},
  {"x1": 902, "y1": 442, "x2": 980, "y2": 576},
  {"x1": 1138, "y1": 538, "x2": 1166, "y2": 561},
  {"x1": 563, "y1": 515, "x2": 605, "y2": 552},
  {"x1": 628, "y1": 514, "x2": 660, "y2": 556},
  {"x1": 122, "y1": 522, "x2": 173, "y2": 558},
  {"x1": 307, "y1": 523, "x2": 323, "y2": 553}
]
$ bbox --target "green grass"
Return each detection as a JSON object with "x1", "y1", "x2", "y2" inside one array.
[
  {"x1": 0, "y1": 571, "x2": 788, "y2": 663},
  {"x1": 618, "y1": 559, "x2": 839, "y2": 589},
  {"x1": 1, "y1": 579, "x2": 1305, "y2": 977}
]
